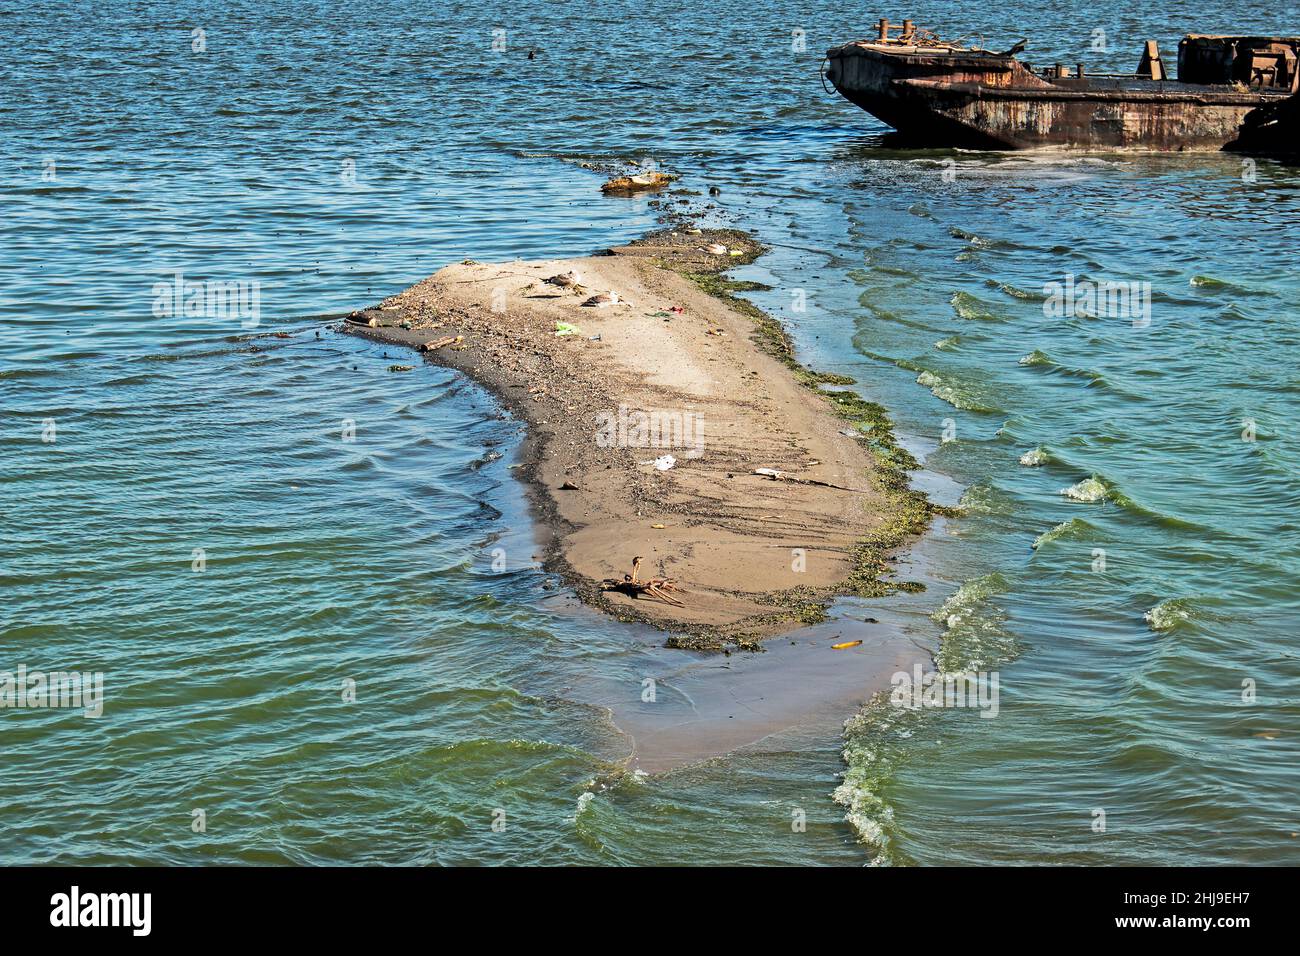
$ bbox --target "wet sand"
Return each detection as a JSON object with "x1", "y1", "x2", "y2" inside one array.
[
  {"x1": 345, "y1": 230, "x2": 927, "y2": 651},
  {"x1": 342, "y1": 228, "x2": 939, "y2": 770}
]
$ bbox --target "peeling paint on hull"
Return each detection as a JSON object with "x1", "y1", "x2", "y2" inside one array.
[{"x1": 826, "y1": 42, "x2": 1292, "y2": 151}]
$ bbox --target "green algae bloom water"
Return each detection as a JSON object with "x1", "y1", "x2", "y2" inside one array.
[{"x1": 2, "y1": 0, "x2": 1297, "y2": 865}]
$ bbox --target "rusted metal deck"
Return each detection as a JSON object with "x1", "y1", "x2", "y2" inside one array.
[{"x1": 825, "y1": 19, "x2": 1298, "y2": 151}]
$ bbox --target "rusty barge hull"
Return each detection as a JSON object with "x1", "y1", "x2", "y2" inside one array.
[{"x1": 827, "y1": 39, "x2": 1294, "y2": 151}]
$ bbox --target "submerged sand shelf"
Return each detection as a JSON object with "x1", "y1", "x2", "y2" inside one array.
[{"x1": 344, "y1": 231, "x2": 918, "y2": 647}]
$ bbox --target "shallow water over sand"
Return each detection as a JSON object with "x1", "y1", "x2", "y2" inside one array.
[{"x1": 3, "y1": 0, "x2": 1298, "y2": 864}]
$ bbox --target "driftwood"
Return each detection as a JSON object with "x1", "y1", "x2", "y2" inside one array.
[
  {"x1": 419, "y1": 335, "x2": 463, "y2": 352},
  {"x1": 599, "y1": 556, "x2": 685, "y2": 607},
  {"x1": 752, "y1": 468, "x2": 870, "y2": 494}
]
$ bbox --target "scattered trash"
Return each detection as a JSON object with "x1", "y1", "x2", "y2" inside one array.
[
  {"x1": 588, "y1": 334, "x2": 602, "y2": 341},
  {"x1": 651, "y1": 523, "x2": 666, "y2": 529},
  {"x1": 419, "y1": 335, "x2": 463, "y2": 352},
  {"x1": 670, "y1": 306, "x2": 684, "y2": 314},
  {"x1": 832, "y1": 640, "x2": 863, "y2": 650},
  {"x1": 600, "y1": 556, "x2": 684, "y2": 607},
  {"x1": 648, "y1": 310, "x2": 671, "y2": 318},
  {"x1": 705, "y1": 328, "x2": 725, "y2": 336},
  {"x1": 839, "y1": 428, "x2": 860, "y2": 437},
  {"x1": 554, "y1": 321, "x2": 582, "y2": 336},
  {"x1": 600, "y1": 171, "x2": 677, "y2": 194},
  {"x1": 398, "y1": 320, "x2": 413, "y2": 329},
  {"x1": 686, "y1": 227, "x2": 702, "y2": 235},
  {"x1": 728, "y1": 250, "x2": 744, "y2": 257},
  {"x1": 388, "y1": 364, "x2": 414, "y2": 373},
  {"x1": 651, "y1": 454, "x2": 676, "y2": 471}
]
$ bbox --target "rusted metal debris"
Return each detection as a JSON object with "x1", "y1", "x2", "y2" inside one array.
[
  {"x1": 824, "y1": 17, "x2": 1300, "y2": 151},
  {"x1": 600, "y1": 556, "x2": 685, "y2": 607}
]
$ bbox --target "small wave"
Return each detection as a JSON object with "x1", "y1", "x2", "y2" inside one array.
[
  {"x1": 930, "y1": 572, "x2": 1018, "y2": 673},
  {"x1": 834, "y1": 693, "x2": 917, "y2": 865},
  {"x1": 915, "y1": 370, "x2": 1000, "y2": 413},
  {"x1": 856, "y1": 295, "x2": 938, "y2": 330},
  {"x1": 1049, "y1": 467, "x2": 1205, "y2": 531},
  {"x1": 1144, "y1": 598, "x2": 1193, "y2": 632},
  {"x1": 571, "y1": 791, "x2": 595, "y2": 821},
  {"x1": 950, "y1": 291, "x2": 1008, "y2": 322},
  {"x1": 958, "y1": 482, "x2": 1012, "y2": 515},
  {"x1": 932, "y1": 572, "x2": 1007, "y2": 631},
  {"x1": 1019, "y1": 446, "x2": 1049, "y2": 466},
  {"x1": 1189, "y1": 275, "x2": 1266, "y2": 297},
  {"x1": 1018, "y1": 349, "x2": 1051, "y2": 367},
  {"x1": 985, "y1": 279, "x2": 1041, "y2": 301},
  {"x1": 102, "y1": 374, "x2": 154, "y2": 387},
  {"x1": 837, "y1": 572, "x2": 1017, "y2": 859},
  {"x1": 1017, "y1": 349, "x2": 1111, "y2": 387},
  {"x1": 1060, "y1": 476, "x2": 1109, "y2": 503},
  {"x1": 0, "y1": 367, "x2": 50, "y2": 381},
  {"x1": 1032, "y1": 516, "x2": 1095, "y2": 550},
  {"x1": 948, "y1": 227, "x2": 1008, "y2": 249}
]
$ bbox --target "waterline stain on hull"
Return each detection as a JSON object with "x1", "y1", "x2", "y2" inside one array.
[{"x1": 826, "y1": 33, "x2": 1295, "y2": 150}]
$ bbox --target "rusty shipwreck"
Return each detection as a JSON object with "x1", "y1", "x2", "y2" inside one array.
[{"x1": 824, "y1": 18, "x2": 1300, "y2": 151}]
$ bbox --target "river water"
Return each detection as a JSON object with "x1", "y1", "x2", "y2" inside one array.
[{"x1": 2, "y1": 0, "x2": 1297, "y2": 864}]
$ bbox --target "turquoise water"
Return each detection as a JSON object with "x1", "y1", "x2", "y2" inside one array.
[{"x1": 3, "y1": 0, "x2": 1298, "y2": 864}]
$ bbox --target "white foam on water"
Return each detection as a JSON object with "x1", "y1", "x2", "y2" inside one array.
[{"x1": 1061, "y1": 476, "x2": 1107, "y2": 502}]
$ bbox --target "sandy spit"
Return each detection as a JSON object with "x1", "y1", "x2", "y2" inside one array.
[{"x1": 343, "y1": 230, "x2": 926, "y2": 650}]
